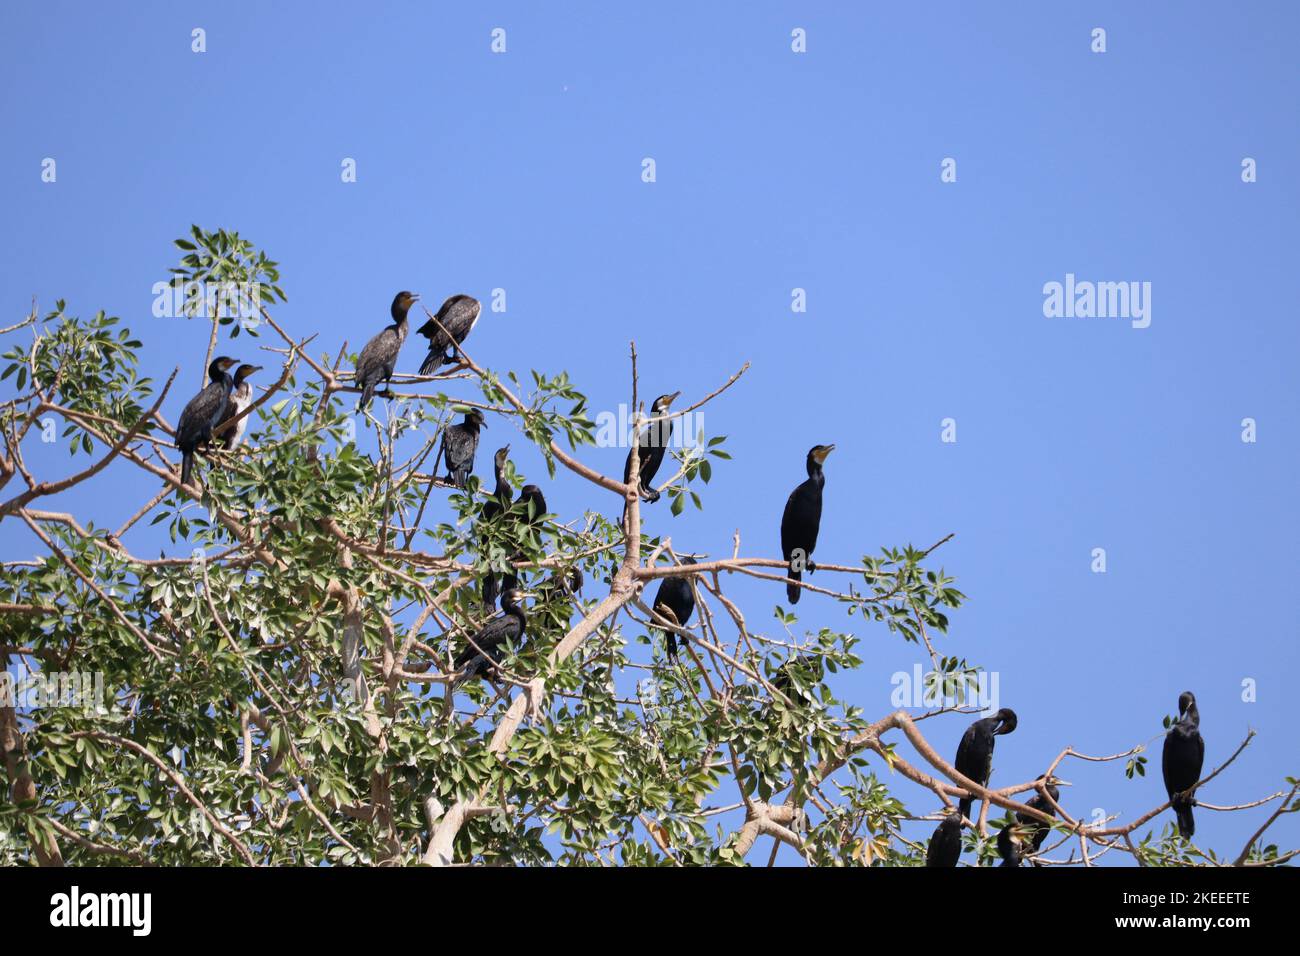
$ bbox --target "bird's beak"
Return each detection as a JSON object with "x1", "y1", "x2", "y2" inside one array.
[
  {"x1": 411, "y1": 293, "x2": 421, "y2": 301},
  {"x1": 814, "y1": 444, "x2": 835, "y2": 463},
  {"x1": 503, "y1": 444, "x2": 511, "y2": 455},
  {"x1": 251, "y1": 365, "x2": 265, "y2": 374},
  {"x1": 666, "y1": 391, "x2": 682, "y2": 406}
]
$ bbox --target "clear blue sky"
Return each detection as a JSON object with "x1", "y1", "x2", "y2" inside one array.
[{"x1": 2, "y1": 2, "x2": 1296, "y2": 864}]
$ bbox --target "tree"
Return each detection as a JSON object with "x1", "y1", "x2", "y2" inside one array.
[{"x1": 0, "y1": 228, "x2": 1295, "y2": 867}]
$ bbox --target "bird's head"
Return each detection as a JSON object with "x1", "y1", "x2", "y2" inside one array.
[
  {"x1": 209, "y1": 356, "x2": 239, "y2": 379},
  {"x1": 234, "y1": 363, "x2": 263, "y2": 383},
  {"x1": 993, "y1": 708, "x2": 1018, "y2": 735},
  {"x1": 493, "y1": 445, "x2": 511, "y2": 468},
  {"x1": 650, "y1": 391, "x2": 681, "y2": 414},
  {"x1": 1177, "y1": 690, "x2": 1196, "y2": 715},
  {"x1": 391, "y1": 291, "x2": 420, "y2": 321},
  {"x1": 808, "y1": 444, "x2": 835, "y2": 464},
  {"x1": 465, "y1": 408, "x2": 487, "y2": 428}
]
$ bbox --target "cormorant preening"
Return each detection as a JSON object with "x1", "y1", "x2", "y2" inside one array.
[
  {"x1": 479, "y1": 445, "x2": 513, "y2": 612},
  {"x1": 416, "y1": 294, "x2": 481, "y2": 374},
  {"x1": 176, "y1": 355, "x2": 239, "y2": 488},
  {"x1": 651, "y1": 557, "x2": 697, "y2": 659},
  {"x1": 926, "y1": 812, "x2": 962, "y2": 868},
  {"x1": 212, "y1": 363, "x2": 262, "y2": 449},
  {"x1": 954, "y1": 708, "x2": 1018, "y2": 820},
  {"x1": 438, "y1": 408, "x2": 487, "y2": 489},
  {"x1": 780, "y1": 444, "x2": 833, "y2": 604},
  {"x1": 356, "y1": 291, "x2": 419, "y2": 410},
  {"x1": 452, "y1": 587, "x2": 527, "y2": 687},
  {"x1": 623, "y1": 391, "x2": 680, "y2": 503},
  {"x1": 1162, "y1": 691, "x2": 1204, "y2": 838}
]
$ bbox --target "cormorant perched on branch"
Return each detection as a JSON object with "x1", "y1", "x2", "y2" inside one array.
[
  {"x1": 356, "y1": 291, "x2": 419, "y2": 410},
  {"x1": 176, "y1": 355, "x2": 238, "y2": 488},
  {"x1": 623, "y1": 391, "x2": 680, "y2": 503},
  {"x1": 926, "y1": 812, "x2": 962, "y2": 867},
  {"x1": 416, "y1": 294, "x2": 481, "y2": 374},
  {"x1": 514, "y1": 484, "x2": 548, "y2": 530},
  {"x1": 437, "y1": 409, "x2": 487, "y2": 489},
  {"x1": 212, "y1": 363, "x2": 262, "y2": 449},
  {"x1": 479, "y1": 445, "x2": 513, "y2": 612},
  {"x1": 996, "y1": 822, "x2": 1022, "y2": 867},
  {"x1": 1162, "y1": 691, "x2": 1204, "y2": 838},
  {"x1": 954, "y1": 708, "x2": 1018, "y2": 819},
  {"x1": 651, "y1": 557, "x2": 696, "y2": 660},
  {"x1": 780, "y1": 444, "x2": 833, "y2": 604},
  {"x1": 452, "y1": 587, "x2": 527, "y2": 687},
  {"x1": 1019, "y1": 775, "x2": 1062, "y2": 856}
]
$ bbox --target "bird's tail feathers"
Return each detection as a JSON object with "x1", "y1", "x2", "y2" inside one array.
[
  {"x1": 181, "y1": 452, "x2": 194, "y2": 489},
  {"x1": 786, "y1": 567, "x2": 802, "y2": 605}
]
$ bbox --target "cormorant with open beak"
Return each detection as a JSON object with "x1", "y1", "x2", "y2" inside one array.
[
  {"x1": 356, "y1": 291, "x2": 419, "y2": 410},
  {"x1": 416, "y1": 294, "x2": 481, "y2": 374},
  {"x1": 624, "y1": 391, "x2": 680, "y2": 503},
  {"x1": 479, "y1": 445, "x2": 513, "y2": 612},
  {"x1": 926, "y1": 811, "x2": 963, "y2": 867},
  {"x1": 452, "y1": 587, "x2": 528, "y2": 687},
  {"x1": 954, "y1": 708, "x2": 1018, "y2": 820},
  {"x1": 437, "y1": 408, "x2": 487, "y2": 489},
  {"x1": 651, "y1": 557, "x2": 697, "y2": 660},
  {"x1": 212, "y1": 363, "x2": 263, "y2": 449},
  {"x1": 1162, "y1": 691, "x2": 1204, "y2": 838},
  {"x1": 176, "y1": 355, "x2": 239, "y2": 488},
  {"x1": 780, "y1": 444, "x2": 833, "y2": 604}
]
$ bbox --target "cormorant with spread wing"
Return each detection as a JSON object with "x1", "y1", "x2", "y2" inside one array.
[
  {"x1": 438, "y1": 408, "x2": 487, "y2": 489},
  {"x1": 416, "y1": 294, "x2": 481, "y2": 374},
  {"x1": 623, "y1": 391, "x2": 680, "y2": 504},
  {"x1": 478, "y1": 446, "x2": 514, "y2": 612},
  {"x1": 452, "y1": 587, "x2": 527, "y2": 687},
  {"x1": 176, "y1": 355, "x2": 238, "y2": 488},
  {"x1": 926, "y1": 812, "x2": 962, "y2": 868},
  {"x1": 212, "y1": 363, "x2": 262, "y2": 449},
  {"x1": 1162, "y1": 691, "x2": 1204, "y2": 838},
  {"x1": 954, "y1": 708, "x2": 1018, "y2": 820},
  {"x1": 651, "y1": 557, "x2": 697, "y2": 660},
  {"x1": 780, "y1": 444, "x2": 833, "y2": 604},
  {"x1": 356, "y1": 291, "x2": 418, "y2": 410}
]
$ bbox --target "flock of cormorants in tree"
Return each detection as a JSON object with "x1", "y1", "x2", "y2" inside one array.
[{"x1": 172, "y1": 290, "x2": 1209, "y2": 865}]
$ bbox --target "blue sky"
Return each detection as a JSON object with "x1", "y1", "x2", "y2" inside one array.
[{"x1": 2, "y1": 2, "x2": 1296, "y2": 864}]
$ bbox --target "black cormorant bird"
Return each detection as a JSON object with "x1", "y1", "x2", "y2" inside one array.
[
  {"x1": 416, "y1": 294, "x2": 481, "y2": 374},
  {"x1": 623, "y1": 391, "x2": 680, "y2": 503},
  {"x1": 1162, "y1": 691, "x2": 1204, "y2": 838},
  {"x1": 452, "y1": 587, "x2": 527, "y2": 687},
  {"x1": 1018, "y1": 774, "x2": 1062, "y2": 856},
  {"x1": 954, "y1": 708, "x2": 1018, "y2": 820},
  {"x1": 478, "y1": 445, "x2": 513, "y2": 611},
  {"x1": 514, "y1": 484, "x2": 548, "y2": 529},
  {"x1": 780, "y1": 444, "x2": 833, "y2": 604},
  {"x1": 176, "y1": 355, "x2": 239, "y2": 488},
  {"x1": 438, "y1": 409, "x2": 487, "y2": 489},
  {"x1": 356, "y1": 291, "x2": 419, "y2": 410},
  {"x1": 651, "y1": 558, "x2": 697, "y2": 659},
  {"x1": 926, "y1": 812, "x2": 962, "y2": 867},
  {"x1": 996, "y1": 823, "x2": 1022, "y2": 867},
  {"x1": 212, "y1": 363, "x2": 262, "y2": 449},
  {"x1": 770, "y1": 653, "x2": 825, "y2": 701}
]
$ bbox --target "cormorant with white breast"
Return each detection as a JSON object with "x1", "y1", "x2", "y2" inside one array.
[
  {"x1": 416, "y1": 294, "x2": 481, "y2": 374},
  {"x1": 780, "y1": 444, "x2": 833, "y2": 604},
  {"x1": 212, "y1": 363, "x2": 262, "y2": 449},
  {"x1": 176, "y1": 355, "x2": 239, "y2": 488},
  {"x1": 356, "y1": 291, "x2": 419, "y2": 410}
]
